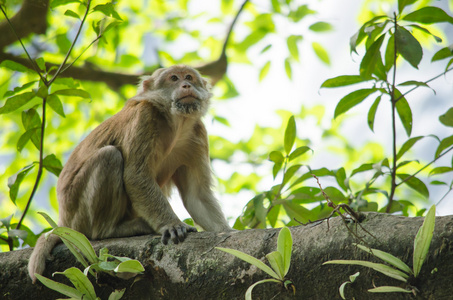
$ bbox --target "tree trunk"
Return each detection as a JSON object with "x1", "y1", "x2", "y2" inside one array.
[{"x1": 1, "y1": 212, "x2": 452, "y2": 299}]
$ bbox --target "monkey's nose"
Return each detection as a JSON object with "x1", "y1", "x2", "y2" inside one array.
[{"x1": 182, "y1": 83, "x2": 191, "y2": 89}]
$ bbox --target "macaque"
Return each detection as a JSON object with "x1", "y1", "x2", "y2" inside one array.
[{"x1": 28, "y1": 65, "x2": 231, "y2": 283}]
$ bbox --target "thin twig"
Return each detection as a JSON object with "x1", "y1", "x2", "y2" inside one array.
[
  {"x1": 386, "y1": 13, "x2": 399, "y2": 213},
  {"x1": 395, "y1": 66, "x2": 453, "y2": 103},
  {"x1": 48, "y1": 0, "x2": 92, "y2": 86},
  {"x1": 15, "y1": 1, "x2": 92, "y2": 229},
  {"x1": 396, "y1": 145, "x2": 453, "y2": 187},
  {"x1": 0, "y1": 5, "x2": 47, "y2": 85},
  {"x1": 16, "y1": 95, "x2": 47, "y2": 230}
]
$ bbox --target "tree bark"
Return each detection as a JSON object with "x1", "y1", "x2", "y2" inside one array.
[{"x1": 1, "y1": 212, "x2": 452, "y2": 300}]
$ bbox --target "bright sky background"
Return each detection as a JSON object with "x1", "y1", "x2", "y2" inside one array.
[{"x1": 171, "y1": 0, "x2": 453, "y2": 223}]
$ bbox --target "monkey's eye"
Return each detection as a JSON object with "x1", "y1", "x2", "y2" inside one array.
[
  {"x1": 170, "y1": 75, "x2": 178, "y2": 81},
  {"x1": 185, "y1": 74, "x2": 193, "y2": 80}
]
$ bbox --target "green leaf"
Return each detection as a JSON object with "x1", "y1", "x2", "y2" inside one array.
[
  {"x1": 312, "y1": 42, "x2": 330, "y2": 65},
  {"x1": 396, "y1": 136, "x2": 424, "y2": 161},
  {"x1": 17, "y1": 128, "x2": 39, "y2": 152},
  {"x1": 335, "y1": 167, "x2": 348, "y2": 192},
  {"x1": 0, "y1": 92, "x2": 36, "y2": 114},
  {"x1": 289, "y1": 146, "x2": 311, "y2": 161},
  {"x1": 409, "y1": 24, "x2": 442, "y2": 43},
  {"x1": 397, "y1": 174, "x2": 429, "y2": 198},
  {"x1": 395, "y1": 26, "x2": 423, "y2": 68},
  {"x1": 429, "y1": 166, "x2": 453, "y2": 176},
  {"x1": 267, "y1": 205, "x2": 281, "y2": 228},
  {"x1": 277, "y1": 227, "x2": 292, "y2": 276},
  {"x1": 284, "y1": 58, "x2": 292, "y2": 80},
  {"x1": 108, "y1": 289, "x2": 126, "y2": 300},
  {"x1": 245, "y1": 279, "x2": 281, "y2": 300},
  {"x1": 114, "y1": 260, "x2": 145, "y2": 273},
  {"x1": 266, "y1": 251, "x2": 284, "y2": 279},
  {"x1": 439, "y1": 107, "x2": 453, "y2": 127},
  {"x1": 282, "y1": 201, "x2": 310, "y2": 224},
  {"x1": 403, "y1": 6, "x2": 453, "y2": 24},
  {"x1": 367, "y1": 95, "x2": 382, "y2": 132},
  {"x1": 273, "y1": 162, "x2": 283, "y2": 179},
  {"x1": 323, "y1": 260, "x2": 409, "y2": 282},
  {"x1": 309, "y1": 22, "x2": 333, "y2": 32},
  {"x1": 368, "y1": 286, "x2": 412, "y2": 293},
  {"x1": 38, "y1": 212, "x2": 58, "y2": 228},
  {"x1": 351, "y1": 163, "x2": 374, "y2": 177},
  {"x1": 339, "y1": 282, "x2": 350, "y2": 299},
  {"x1": 384, "y1": 33, "x2": 395, "y2": 72},
  {"x1": 283, "y1": 164, "x2": 302, "y2": 187},
  {"x1": 288, "y1": 4, "x2": 315, "y2": 22},
  {"x1": 253, "y1": 194, "x2": 267, "y2": 225},
  {"x1": 35, "y1": 273, "x2": 83, "y2": 299},
  {"x1": 47, "y1": 94, "x2": 65, "y2": 117},
  {"x1": 52, "y1": 88, "x2": 91, "y2": 99},
  {"x1": 93, "y1": 3, "x2": 123, "y2": 20},
  {"x1": 4, "y1": 81, "x2": 37, "y2": 98},
  {"x1": 334, "y1": 89, "x2": 377, "y2": 118},
  {"x1": 43, "y1": 154, "x2": 63, "y2": 177},
  {"x1": 395, "y1": 91, "x2": 413, "y2": 137},
  {"x1": 259, "y1": 61, "x2": 271, "y2": 81},
  {"x1": 0, "y1": 60, "x2": 30, "y2": 73},
  {"x1": 216, "y1": 247, "x2": 280, "y2": 279},
  {"x1": 54, "y1": 267, "x2": 96, "y2": 299},
  {"x1": 287, "y1": 35, "x2": 302, "y2": 62},
  {"x1": 284, "y1": 116, "x2": 296, "y2": 154},
  {"x1": 50, "y1": 0, "x2": 81, "y2": 9},
  {"x1": 360, "y1": 34, "x2": 385, "y2": 79},
  {"x1": 7, "y1": 164, "x2": 36, "y2": 203},
  {"x1": 398, "y1": 0, "x2": 418, "y2": 13},
  {"x1": 432, "y1": 46, "x2": 453, "y2": 62},
  {"x1": 413, "y1": 205, "x2": 436, "y2": 277},
  {"x1": 64, "y1": 9, "x2": 80, "y2": 19},
  {"x1": 435, "y1": 135, "x2": 453, "y2": 157},
  {"x1": 321, "y1": 75, "x2": 367, "y2": 88},
  {"x1": 354, "y1": 244, "x2": 412, "y2": 275},
  {"x1": 269, "y1": 151, "x2": 284, "y2": 164},
  {"x1": 47, "y1": 227, "x2": 98, "y2": 264}
]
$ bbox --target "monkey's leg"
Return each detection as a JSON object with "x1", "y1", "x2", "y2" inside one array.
[
  {"x1": 123, "y1": 162, "x2": 196, "y2": 244},
  {"x1": 173, "y1": 165, "x2": 231, "y2": 232},
  {"x1": 73, "y1": 145, "x2": 153, "y2": 239}
]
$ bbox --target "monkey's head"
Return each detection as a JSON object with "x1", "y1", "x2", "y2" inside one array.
[{"x1": 138, "y1": 65, "x2": 212, "y2": 117}]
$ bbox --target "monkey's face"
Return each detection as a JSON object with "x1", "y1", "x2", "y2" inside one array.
[{"x1": 157, "y1": 66, "x2": 211, "y2": 117}]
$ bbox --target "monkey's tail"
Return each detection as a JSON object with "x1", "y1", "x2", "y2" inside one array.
[{"x1": 28, "y1": 233, "x2": 61, "y2": 283}]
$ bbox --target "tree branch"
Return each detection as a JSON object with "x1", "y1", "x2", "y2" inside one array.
[{"x1": 0, "y1": 0, "x2": 49, "y2": 50}]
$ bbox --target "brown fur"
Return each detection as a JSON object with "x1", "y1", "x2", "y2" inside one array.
[{"x1": 28, "y1": 65, "x2": 231, "y2": 283}]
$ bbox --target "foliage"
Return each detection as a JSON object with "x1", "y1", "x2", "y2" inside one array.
[
  {"x1": 216, "y1": 227, "x2": 295, "y2": 300},
  {"x1": 35, "y1": 213, "x2": 143, "y2": 299},
  {"x1": 0, "y1": 0, "x2": 337, "y2": 251},
  {"x1": 324, "y1": 205, "x2": 436, "y2": 296},
  {"x1": 231, "y1": 0, "x2": 453, "y2": 230}
]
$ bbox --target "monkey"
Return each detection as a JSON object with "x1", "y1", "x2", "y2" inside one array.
[{"x1": 28, "y1": 65, "x2": 232, "y2": 283}]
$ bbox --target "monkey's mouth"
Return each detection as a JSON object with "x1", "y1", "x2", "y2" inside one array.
[
  {"x1": 174, "y1": 96, "x2": 201, "y2": 114},
  {"x1": 177, "y1": 95, "x2": 199, "y2": 103}
]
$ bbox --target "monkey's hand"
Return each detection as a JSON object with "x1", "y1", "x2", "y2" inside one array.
[{"x1": 160, "y1": 222, "x2": 198, "y2": 245}]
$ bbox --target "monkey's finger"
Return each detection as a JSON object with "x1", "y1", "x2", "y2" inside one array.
[
  {"x1": 170, "y1": 229, "x2": 179, "y2": 244},
  {"x1": 161, "y1": 230, "x2": 171, "y2": 245},
  {"x1": 187, "y1": 226, "x2": 198, "y2": 232},
  {"x1": 176, "y1": 226, "x2": 186, "y2": 243}
]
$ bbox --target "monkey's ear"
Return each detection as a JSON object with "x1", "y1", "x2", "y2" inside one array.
[
  {"x1": 138, "y1": 68, "x2": 166, "y2": 93},
  {"x1": 202, "y1": 78, "x2": 212, "y2": 91},
  {"x1": 138, "y1": 76, "x2": 154, "y2": 93}
]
